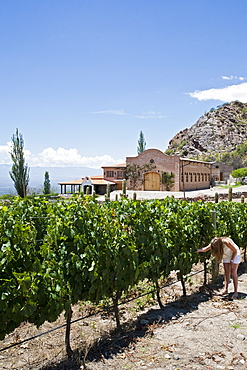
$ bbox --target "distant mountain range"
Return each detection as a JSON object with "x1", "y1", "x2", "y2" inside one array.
[{"x1": 0, "y1": 165, "x2": 100, "y2": 195}]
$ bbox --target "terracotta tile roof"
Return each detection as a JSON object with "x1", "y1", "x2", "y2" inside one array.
[
  {"x1": 59, "y1": 179, "x2": 83, "y2": 185},
  {"x1": 58, "y1": 176, "x2": 115, "y2": 186},
  {"x1": 101, "y1": 163, "x2": 126, "y2": 168},
  {"x1": 92, "y1": 179, "x2": 116, "y2": 185}
]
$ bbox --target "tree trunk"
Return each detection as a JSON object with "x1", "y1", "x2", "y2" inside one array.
[
  {"x1": 65, "y1": 306, "x2": 74, "y2": 358},
  {"x1": 112, "y1": 296, "x2": 121, "y2": 328},
  {"x1": 204, "y1": 261, "x2": 207, "y2": 285},
  {"x1": 155, "y1": 281, "x2": 164, "y2": 309}
]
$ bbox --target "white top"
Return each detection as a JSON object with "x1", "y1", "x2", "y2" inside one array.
[{"x1": 222, "y1": 238, "x2": 241, "y2": 263}]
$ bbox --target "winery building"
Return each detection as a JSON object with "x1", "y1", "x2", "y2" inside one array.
[
  {"x1": 59, "y1": 148, "x2": 232, "y2": 194},
  {"x1": 125, "y1": 149, "x2": 212, "y2": 192}
]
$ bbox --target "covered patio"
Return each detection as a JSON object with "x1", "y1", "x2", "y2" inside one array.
[{"x1": 59, "y1": 176, "x2": 116, "y2": 195}]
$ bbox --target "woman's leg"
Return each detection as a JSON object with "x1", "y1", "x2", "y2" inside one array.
[
  {"x1": 231, "y1": 263, "x2": 239, "y2": 298},
  {"x1": 222, "y1": 263, "x2": 231, "y2": 294}
]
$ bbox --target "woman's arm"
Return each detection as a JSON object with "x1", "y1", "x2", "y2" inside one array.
[{"x1": 196, "y1": 244, "x2": 211, "y2": 253}]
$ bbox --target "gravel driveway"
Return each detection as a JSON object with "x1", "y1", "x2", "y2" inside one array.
[{"x1": 98, "y1": 185, "x2": 247, "y2": 201}]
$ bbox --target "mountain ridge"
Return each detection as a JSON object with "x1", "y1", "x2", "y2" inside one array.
[{"x1": 166, "y1": 101, "x2": 247, "y2": 168}]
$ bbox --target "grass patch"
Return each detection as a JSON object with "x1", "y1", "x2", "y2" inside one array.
[{"x1": 218, "y1": 182, "x2": 242, "y2": 189}]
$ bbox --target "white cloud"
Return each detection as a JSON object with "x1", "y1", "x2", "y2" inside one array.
[
  {"x1": 36, "y1": 147, "x2": 124, "y2": 168},
  {"x1": 0, "y1": 145, "x2": 124, "y2": 168},
  {"x1": 0, "y1": 142, "x2": 12, "y2": 164},
  {"x1": 93, "y1": 109, "x2": 127, "y2": 115},
  {"x1": 93, "y1": 109, "x2": 165, "y2": 119},
  {"x1": 221, "y1": 75, "x2": 245, "y2": 81},
  {"x1": 135, "y1": 111, "x2": 165, "y2": 119},
  {"x1": 0, "y1": 142, "x2": 37, "y2": 166},
  {"x1": 188, "y1": 82, "x2": 247, "y2": 103}
]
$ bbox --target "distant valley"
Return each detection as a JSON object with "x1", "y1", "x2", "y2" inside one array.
[{"x1": 0, "y1": 165, "x2": 100, "y2": 195}]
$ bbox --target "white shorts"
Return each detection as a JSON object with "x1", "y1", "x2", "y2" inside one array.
[{"x1": 222, "y1": 254, "x2": 241, "y2": 264}]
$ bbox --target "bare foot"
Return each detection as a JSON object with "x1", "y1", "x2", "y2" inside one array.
[
  {"x1": 232, "y1": 292, "x2": 238, "y2": 299},
  {"x1": 219, "y1": 290, "x2": 228, "y2": 296}
]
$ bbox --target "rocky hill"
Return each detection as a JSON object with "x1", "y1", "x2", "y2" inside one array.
[{"x1": 166, "y1": 101, "x2": 247, "y2": 168}]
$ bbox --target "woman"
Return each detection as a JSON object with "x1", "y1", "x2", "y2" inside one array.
[{"x1": 196, "y1": 237, "x2": 241, "y2": 299}]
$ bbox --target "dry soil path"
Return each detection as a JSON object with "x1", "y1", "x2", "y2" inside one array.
[{"x1": 1, "y1": 263, "x2": 246, "y2": 370}]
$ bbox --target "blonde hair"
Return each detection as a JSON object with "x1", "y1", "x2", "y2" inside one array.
[{"x1": 210, "y1": 237, "x2": 224, "y2": 262}]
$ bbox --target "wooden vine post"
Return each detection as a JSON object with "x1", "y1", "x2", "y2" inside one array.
[
  {"x1": 122, "y1": 179, "x2": 127, "y2": 198},
  {"x1": 228, "y1": 186, "x2": 232, "y2": 202},
  {"x1": 215, "y1": 192, "x2": 219, "y2": 203},
  {"x1": 105, "y1": 183, "x2": 110, "y2": 202},
  {"x1": 211, "y1": 210, "x2": 219, "y2": 283}
]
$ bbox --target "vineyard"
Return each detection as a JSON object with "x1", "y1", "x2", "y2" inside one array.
[{"x1": 1, "y1": 195, "x2": 247, "y2": 364}]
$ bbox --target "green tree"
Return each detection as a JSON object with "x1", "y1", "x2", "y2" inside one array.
[
  {"x1": 137, "y1": 131, "x2": 146, "y2": 155},
  {"x1": 161, "y1": 172, "x2": 175, "y2": 191},
  {"x1": 231, "y1": 168, "x2": 247, "y2": 178},
  {"x1": 9, "y1": 129, "x2": 30, "y2": 198},
  {"x1": 43, "y1": 171, "x2": 51, "y2": 194}
]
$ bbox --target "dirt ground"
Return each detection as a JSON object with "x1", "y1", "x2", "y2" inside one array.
[{"x1": 0, "y1": 262, "x2": 247, "y2": 370}]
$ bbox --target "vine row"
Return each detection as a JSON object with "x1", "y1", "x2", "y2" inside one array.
[{"x1": 1, "y1": 195, "x2": 246, "y2": 355}]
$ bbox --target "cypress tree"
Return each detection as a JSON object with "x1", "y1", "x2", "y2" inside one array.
[
  {"x1": 43, "y1": 171, "x2": 51, "y2": 194},
  {"x1": 9, "y1": 129, "x2": 30, "y2": 198},
  {"x1": 137, "y1": 131, "x2": 146, "y2": 155}
]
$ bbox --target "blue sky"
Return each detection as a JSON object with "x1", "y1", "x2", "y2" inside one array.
[{"x1": 1, "y1": 0, "x2": 247, "y2": 170}]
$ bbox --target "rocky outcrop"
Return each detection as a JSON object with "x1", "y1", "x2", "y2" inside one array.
[{"x1": 166, "y1": 101, "x2": 247, "y2": 162}]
